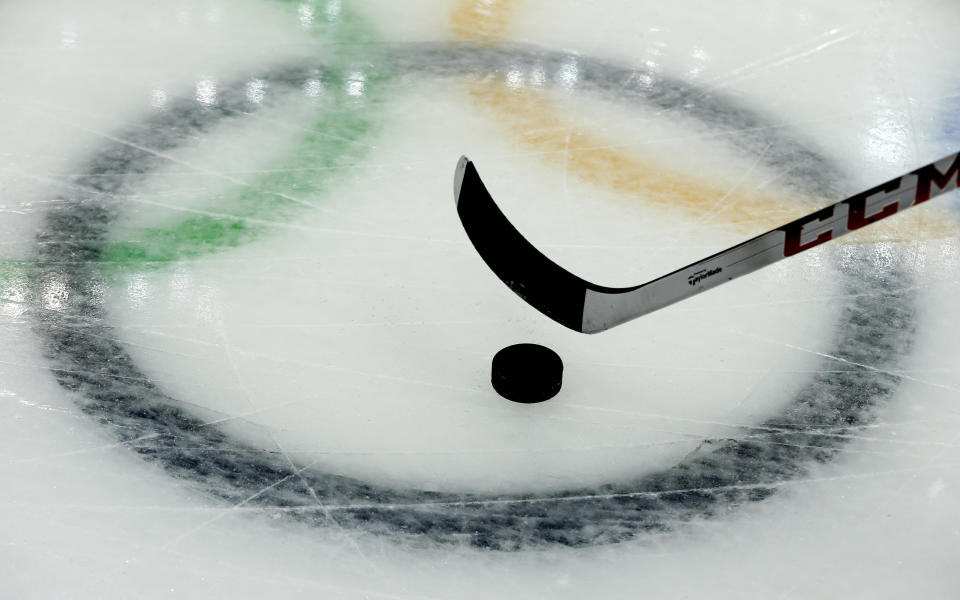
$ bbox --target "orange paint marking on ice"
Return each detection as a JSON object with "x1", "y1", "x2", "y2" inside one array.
[
  {"x1": 468, "y1": 81, "x2": 820, "y2": 229},
  {"x1": 449, "y1": 0, "x2": 521, "y2": 41},
  {"x1": 450, "y1": 1, "x2": 957, "y2": 240},
  {"x1": 469, "y1": 81, "x2": 957, "y2": 239}
]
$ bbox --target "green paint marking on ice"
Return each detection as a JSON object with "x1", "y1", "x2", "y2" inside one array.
[{"x1": 101, "y1": 0, "x2": 388, "y2": 269}]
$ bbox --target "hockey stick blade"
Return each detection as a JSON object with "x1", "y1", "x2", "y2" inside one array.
[{"x1": 454, "y1": 152, "x2": 960, "y2": 334}]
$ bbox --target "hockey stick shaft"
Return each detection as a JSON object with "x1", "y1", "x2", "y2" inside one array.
[{"x1": 580, "y1": 152, "x2": 960, "y2": 332}]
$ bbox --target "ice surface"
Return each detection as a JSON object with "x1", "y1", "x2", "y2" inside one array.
[{"x1": 1, "y1": 0, "x2": 959, "y2": 598}]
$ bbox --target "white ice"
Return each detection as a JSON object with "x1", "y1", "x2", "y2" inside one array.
[{"x1": 1, "y1": 0, "x2": 959, "y2": 598}]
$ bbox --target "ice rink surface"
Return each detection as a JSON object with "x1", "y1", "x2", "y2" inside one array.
[{"x1": 1, "y1": 0, "x2": 959, "y2": 597}]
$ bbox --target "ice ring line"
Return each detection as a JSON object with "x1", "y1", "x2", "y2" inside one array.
[{"x1": 29, "y1": 44, "x2": 916, "y2": 550}]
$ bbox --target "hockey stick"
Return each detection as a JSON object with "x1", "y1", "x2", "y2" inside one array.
[{"x1": 454, "y1": 152, "x2": 960, "y2": 334}]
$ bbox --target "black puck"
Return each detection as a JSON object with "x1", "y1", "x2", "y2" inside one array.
[{"x1": 491, "y1": 343, "x2": 563, "y2": 403}]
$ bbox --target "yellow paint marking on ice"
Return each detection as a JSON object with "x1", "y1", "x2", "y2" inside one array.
[
  {"x1": 468, "y1": 81, "x2": 957, "y2": 239},
  {"x1": 449, "y1": 1, "x2": 957, "y2": 240},
  {"x1": 449, "y1": 0, "x2": 521, "y2": 41},
  {"x1": 468, "y1": 81, "x2": 800, "y2": 229}
]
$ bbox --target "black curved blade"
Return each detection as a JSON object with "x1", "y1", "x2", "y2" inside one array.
[{"x1": 454, "y1": 156, "x2": 599, "y2": 333}]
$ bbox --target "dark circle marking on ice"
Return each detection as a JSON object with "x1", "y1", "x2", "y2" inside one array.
[
  {"x1": 492, "y1": 344, "x2": 563, "y2": 403},
  {"x1": 29, "y1": 43, "x2": 917, "y2": 551}
]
